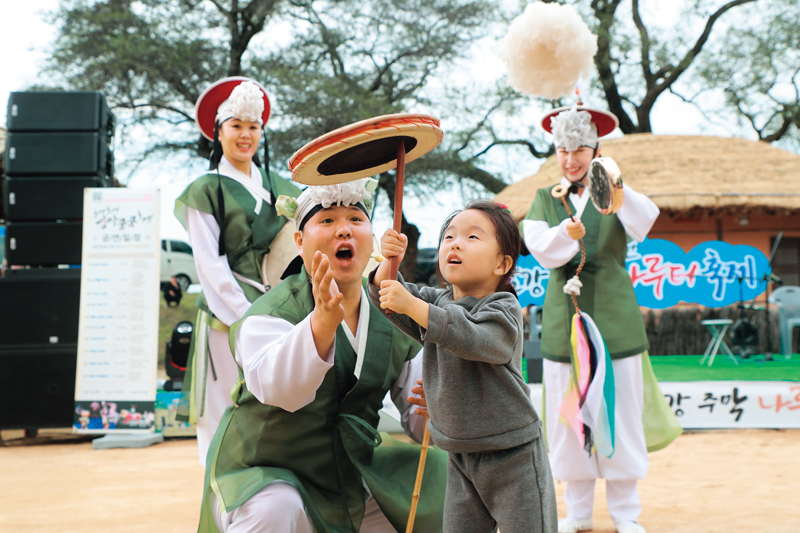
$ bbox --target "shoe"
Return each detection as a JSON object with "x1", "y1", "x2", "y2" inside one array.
[
  {"x1": 615, "y1": 521, "x2": 645, "y2": 533},
  {"x1": 558, "y1": 517, "x2": 593, "y2": 533}
]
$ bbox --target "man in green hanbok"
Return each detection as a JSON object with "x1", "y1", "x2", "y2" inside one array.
[{"x1": 198, "y1": 179, "x2": 447, "y2": 533}]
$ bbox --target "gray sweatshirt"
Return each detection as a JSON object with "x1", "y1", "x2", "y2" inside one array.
[{"x1": 367, "y1": 272, "x2": 541, "y2": 453}]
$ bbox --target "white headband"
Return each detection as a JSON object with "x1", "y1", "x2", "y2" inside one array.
[
  {"x1": 216, "y1": 81, "x2": 265, "y2": 125},
  {"x1": 550, "y1": 105, "x2": 598, "y2": 152},
  {"x1": 275, "y1": 178, "x2": 378, "y2": 229}
]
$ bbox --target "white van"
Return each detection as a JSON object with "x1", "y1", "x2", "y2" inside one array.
[{"x1": 161, "y1": 239, "x2": 198, "y2": 291}]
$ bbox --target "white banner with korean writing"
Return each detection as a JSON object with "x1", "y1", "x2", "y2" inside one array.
[
  {"x1": 74, "y1": 188, "x2": 161, "y2": 433},
  {"x1": 529, "y1": 381, "x2": 800, "y2": 429}
]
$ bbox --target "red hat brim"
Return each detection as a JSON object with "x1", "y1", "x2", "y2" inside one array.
[
  {"x1": 541, "y1": 105, "x2": 619, "y2": 138},
  {"x1": 195, "y1": 77, "x2": 271, "y2": 140}
]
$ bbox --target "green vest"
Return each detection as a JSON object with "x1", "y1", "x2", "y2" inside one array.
[
  {"x1": 174, "y1": 168, "x2": 302, "y2": 424},
  {"x1": 174, "y1": 168, "x2": 302, "y2": 309},
  {"x1": 527, "y1": 186, "x2": 683, "y2": 453},
  {"x1": 525, "y1": 185, "x2": 649, "y2": 362},
  {"x1": 198, "y1": 270, "x2": 448, "y2": 533}
]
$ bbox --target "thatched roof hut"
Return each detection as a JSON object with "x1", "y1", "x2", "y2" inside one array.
[{"x1": 496, "y1": 133, "x2": 800, "y2": 221}]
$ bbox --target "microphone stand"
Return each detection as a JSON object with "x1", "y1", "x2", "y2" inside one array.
[{"x1": 762, "y1": 271, "x2": 774, "y2": 362}]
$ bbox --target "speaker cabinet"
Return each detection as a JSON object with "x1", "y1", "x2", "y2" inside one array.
[
  {"x1": 0, "y1": 346, "x2": 77, "y2": 430},
  {"x1": 4, "y1": 221, "x2": 83, "y2": 266},
  {"x1": 0, "y1": 267, "x2": 81, "y2": 348},
  {"x1": 7, "y1": 91, "x2": 114, "y2": 134},
  {"x1": 4, "y1": 176, "x2": 108, "y2": 221},
  {"x1": 5, "y1": 132, "x2": 111, "y2": 176}
]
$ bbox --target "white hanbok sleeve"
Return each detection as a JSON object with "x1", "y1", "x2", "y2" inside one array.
[
  {"x1": 616, "y1": 184, "x2": 660, "y2": 242},
  {"x1": 234, "y1": 313, "x2": 335, "y2": 412},
  {"x1": 184, "y1": 206, "x2": 252, "y2": 326},
  {"x1": 522, "y1": 218, "x2": 581, "y2": 269},
  {"x1": 388, "y1": 354, "x2": 427, "y2": 443}
]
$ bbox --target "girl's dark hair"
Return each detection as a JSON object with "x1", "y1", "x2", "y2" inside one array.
[{"x1": 434, "y1": 200, "x2": 521, "y2": 295}]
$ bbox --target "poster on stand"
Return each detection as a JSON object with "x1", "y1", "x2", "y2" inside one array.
[{"x1": 74, "y1": 188, "x2": 160, "y2": 433}]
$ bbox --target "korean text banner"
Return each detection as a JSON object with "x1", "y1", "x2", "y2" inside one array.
[{"x1": 513, "y1": 239, "x2": 770, "y2": 309}]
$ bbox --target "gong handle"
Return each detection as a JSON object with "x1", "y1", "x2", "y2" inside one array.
[{"x1": 389, "y1": 140, "x2": 406, "y2": 281}]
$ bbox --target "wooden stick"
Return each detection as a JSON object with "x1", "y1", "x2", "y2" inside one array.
[
  {"x1": 406, "y1": 415, "x2": 431, "y2": 533},
  {"x1": 389, "y1": 140, "x2": 406, "y2": 281}
]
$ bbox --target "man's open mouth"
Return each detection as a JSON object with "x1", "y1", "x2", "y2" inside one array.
[{"x1": 335, "y1": 244, "x2": 354, "y2": 260}]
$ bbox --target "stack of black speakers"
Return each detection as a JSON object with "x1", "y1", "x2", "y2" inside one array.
[{"x1": 1, "y1": 91, "x2": 116, "y2": 432}]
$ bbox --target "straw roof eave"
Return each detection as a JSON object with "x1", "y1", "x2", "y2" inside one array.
[{"x1": 495, "y1": 133, "x2": 800, "y2": 221}]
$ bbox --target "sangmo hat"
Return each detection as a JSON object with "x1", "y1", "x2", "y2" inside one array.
[
  {"x1": 194, "y1": 77, "x2": 271, "y2": 140},
  {"x1": 541, "y1": 105, "x2": 618, "y2": 138},
  {"x1": 288, "y1": 113, "x2": 443, "y2": 185}
]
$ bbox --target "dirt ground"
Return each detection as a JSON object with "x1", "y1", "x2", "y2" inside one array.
[{"x1": 0, "y1": 428, "x2": 798, "y2": 533}]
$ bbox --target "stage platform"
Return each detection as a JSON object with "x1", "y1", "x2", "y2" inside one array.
[{"x1": 649, "y1": 354, "x2": 800, "y2": 382}]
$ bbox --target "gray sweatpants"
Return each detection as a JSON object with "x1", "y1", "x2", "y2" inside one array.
[{"x1": 443, "y1": 429, "x2": 557, "y2": 533}]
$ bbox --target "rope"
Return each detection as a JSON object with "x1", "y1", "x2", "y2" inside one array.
[{"x1": 559, "y1": 196, "x2": 586, "y2": 313}]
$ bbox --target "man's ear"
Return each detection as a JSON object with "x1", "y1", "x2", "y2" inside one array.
[{"x1": 294, "y1": 230, "x2": 303, "y2": 256}]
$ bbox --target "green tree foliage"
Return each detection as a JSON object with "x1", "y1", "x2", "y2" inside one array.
[
  {"x1": 689, "y1": 0, "x2": 800, "y2": 149},
  {"x1": 40, "y1": 0, "x2": 800, "y2": 278},
  {"x1": 45, "y1": 0, "x2": 286, "y2": 156}
]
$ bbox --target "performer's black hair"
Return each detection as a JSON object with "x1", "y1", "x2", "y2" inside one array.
[
  {"x1": 209, "y1": 122, "x2": 224, "y2": 171},
  {"x1": 210, "y1": 121, "x2": 226, "y2": 256}
]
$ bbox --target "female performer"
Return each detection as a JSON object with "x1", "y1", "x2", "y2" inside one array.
[
  {"x1": 175, "y1": 77, "x2": 301, "y2": 466},
  {"x1": 522, "y1": 105, "x2": 677, "y2": 533}
]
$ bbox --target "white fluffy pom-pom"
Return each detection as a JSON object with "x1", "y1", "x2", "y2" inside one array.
[
  {"x1": 228, "y1": 81, "x2": 265, "y2": 123},
  {"x1": 496, "y1": 2, "x2": 598, "y2": 99},
  {"x1": 563, "y1": 276, "x2": 583, "y2": 296}
]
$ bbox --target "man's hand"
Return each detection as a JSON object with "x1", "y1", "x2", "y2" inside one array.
[
  {"x1": 408, "y1": 378, "x2": 428, "y2": 417},
  {"x1": 566, "y1": 218, "x2": 586, "y2": 240},
  {"x1": 309, "y1": 251, "x2": 344, "y2": 359}
]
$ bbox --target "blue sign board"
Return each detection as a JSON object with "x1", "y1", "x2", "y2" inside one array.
[{"x1": 512, "y1": 238, "x2": 770, "y2": 309}]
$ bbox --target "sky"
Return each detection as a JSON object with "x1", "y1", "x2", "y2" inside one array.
[{"x1": 0, "y1": 0, "x2": 741, "y2": 248}]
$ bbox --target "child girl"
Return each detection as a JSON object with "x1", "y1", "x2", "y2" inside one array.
[{"x1": 368, "y1": 200, "x2": 558, "y2": 533}]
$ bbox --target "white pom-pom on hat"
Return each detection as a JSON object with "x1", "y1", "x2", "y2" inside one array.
[
  {"x1": 496, "y1": 2, "x2": 598, "y2": 99},
  {"x1": 550, "y1": 105, "x2": 599, "y2": 152},
  {"x1": 217, "y1": 81, "x2": 265, "y2": 125}
]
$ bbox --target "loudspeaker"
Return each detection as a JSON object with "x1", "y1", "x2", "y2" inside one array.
[
  {"x1": 5, "y1": 132, "x2": 112, "y2": 176},
  {"x1": 0, "y1": 345, "x2": 77, "y2": 430},
  {"x1": 0, "y1": 267, "x2": 81, "y2": 348},
  {"x1": 4, "y1": 221, "x2": 83, "y2": 266},
  {"x1": 7, "y1": 91, "x2": 114, "y2": 135},
  {"x1": 4, "y1": 176, "x2": 108, "y2": 221}
]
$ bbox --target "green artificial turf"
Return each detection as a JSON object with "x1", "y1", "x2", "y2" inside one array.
[{"x1": 649, "y1": 354, "x2": 800, "y2": 382}]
